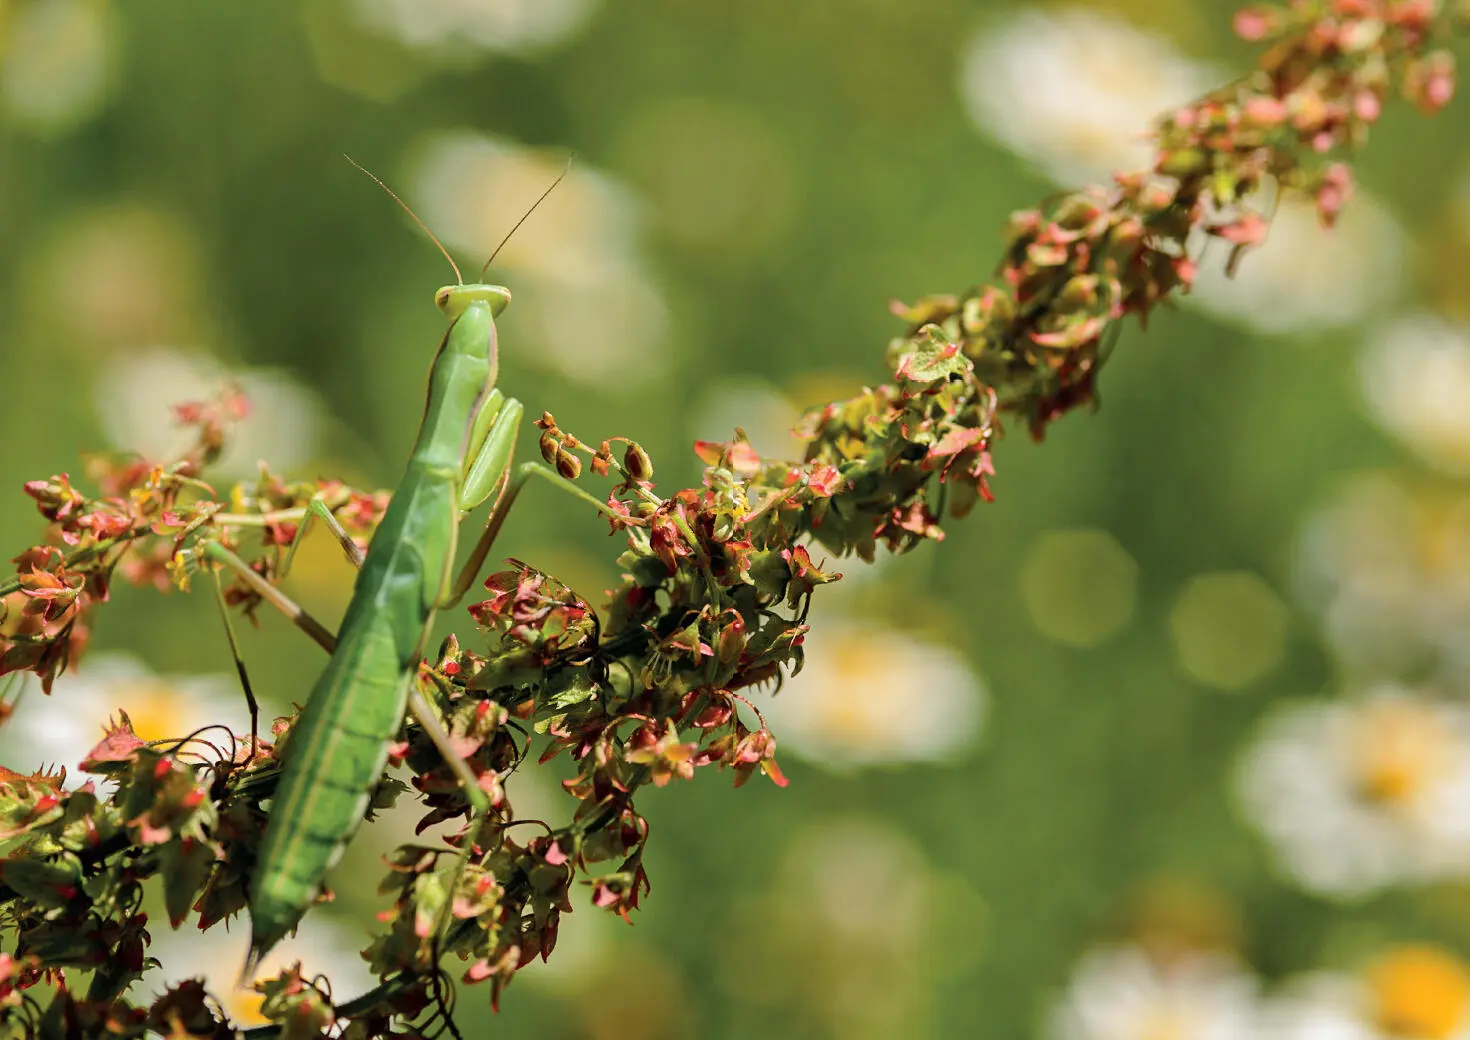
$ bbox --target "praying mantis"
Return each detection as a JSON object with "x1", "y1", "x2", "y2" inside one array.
[{"x1": 201, "y1": 159, "x2": 608, "y2": 980}]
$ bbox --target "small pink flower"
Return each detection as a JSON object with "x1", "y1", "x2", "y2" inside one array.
[{"x1": 1233, "y1": 7, "x2": 1277, "y2": 41}]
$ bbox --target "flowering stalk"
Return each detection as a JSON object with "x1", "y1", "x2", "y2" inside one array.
[{"x1": 0, "y1": 2, "x2": 1461, "y2": 1036}]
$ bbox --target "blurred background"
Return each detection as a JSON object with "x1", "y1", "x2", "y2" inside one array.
[{"x1": 4, "y1": 0, "x2": 1470, "y2": 1036}]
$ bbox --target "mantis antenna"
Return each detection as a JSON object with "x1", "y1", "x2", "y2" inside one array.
[
  {"x1": 343, "y1": 153, "x2": 464, "y2": 285},
  {"x1": 479, "y1": 154, "x2": 574, "y2": 280},
  {"x1": 344, "y1": 152, "x2": 574, "y2": 286}
]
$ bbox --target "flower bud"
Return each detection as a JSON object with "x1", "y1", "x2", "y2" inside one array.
[
  {"x1": 715, "y1": 615, "x2": 746, "y2": 669},
  {"x1": 555, "y1": 450, "x2": 582, "y2": 481},
  {"x1": 623, "y1": 443, "x2": 654, "y2": 482}
]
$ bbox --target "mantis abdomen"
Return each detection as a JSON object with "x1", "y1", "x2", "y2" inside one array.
[{"x1": 245, "y1": 302, "x2": 497, "y2": 969}]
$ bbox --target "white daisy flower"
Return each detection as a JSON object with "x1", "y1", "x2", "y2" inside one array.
[
  {"x1": 145, "y1": 909, "x2": 376, "y2": 1030},
  {"x1": 1185, "y1": 189, "x2": 1405, "y2": 335},
  {"x1": 350, "y1": 0, "x2": 598, "y2": 56},
  {"x1": 407, "y1": 132, "x2": 638, "y2": 279},
  {"x1": 958, "y1": 7, "x2": 1216, "y2": 187},
  {"x1": 1, "y1": 651, "x2": 245, "y2": 782},
  {"x1": 94, "y1": 346, "x2": 324, "y2": 481},
  {"x1": 1360, "y1": 313, "x2": 1470, "y2": 476},
  {"x1": 1235, "y1": 688, "x2": 1470, "y2": 898},
  {"x1": 1263, "y1": 944, "x2": 1470, "y2": 1040},
  {"x1": 1046, "y1": 945, "x2": 1261, "y2": 1040},
  {"x1": 1263, "y1": 974, "x2": 1379, "y2": 1040},
  {"x1": 406, "y1": 132, "x2": 671, "y2": 389},
  {"x1": 1293, "y1": 473, "x2": 1470, "y2": 680},
  {"x1": 762, "y1": 620, "x2": 985, "y2": 769}
]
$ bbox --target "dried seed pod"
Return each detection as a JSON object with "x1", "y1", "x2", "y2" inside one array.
[
  {"x1": 623, "y1": 443, "x2": 654, "y2": 482},
  {"x1": 555, "y1": 449, "x2": 583, "y2": 481}
]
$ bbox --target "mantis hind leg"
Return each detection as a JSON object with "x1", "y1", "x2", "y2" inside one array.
[
  {"x1": 198, "y1": 540, "x2": 337, "y2": 756},
  {"x1": 201, "y1": 541, "x2": 338, "y2": 654},
  {"x1": 206, "y1": 494, "x2": 365, "y2": 607},
  {"x1": 206, "y1": 565, "x2": 262, "y2": 752},
  {"x1": 198, "y1": 491, "x2": 365, "y2": 655},
  {"x1": 201, "y1": 543, "x2": 488, "y2": 819},
  {"x1": 282, "y1": 496, "x2": 367, "y2": 573}
]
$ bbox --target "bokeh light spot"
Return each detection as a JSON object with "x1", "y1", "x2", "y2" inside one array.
[
  {"x1": 95, "y1": 348, "x2": 323, "y2": 480},
  {"x1": 762, "y1": 621, "x2": 985, "y2": 769},
  {"x1": 958, "y1": 8, "x2": 1213, "y2": 187},
  {"x1": 1168, "y1": 571, "x2": 1288, "y2": 691},
  {"x1": 1360, "y1": 312, "x2": 1470, "y2": 475},
  {"x1": 34, "y1": 207, "x2": 201, "y2": 351},
  {"x1": 1126, "y1": 875, "x2": 1244, "y2": 963},
  {"x1": 689, "y1": 376, "x2": 803, "y2": 461},
  {"x1": 301, "y1": 0, "x2": 432, "y2": 102},
  {"x1": 1366, "y1": 944, "x2": 1470, "y2": 1039},
  {"x1": 1019, "y1": 528, "x2": 1137, "y2": 647},
  {"x1": 612, "y1": 98, "x2": 798, "y2": 260},
  {"x1": 720, "y1": 816, "x2": 978, "y2": 1037},
  {"x1": 407, "y1": 132, "x2": 671, "y2": 388},
  {"x1": 1187, "y1": 190, "x2": 1405, "y2": 335},
  {"x1": 0, "y1": 0, "x2": 115, "y2": 135},
  {"x1": 351, "y1": 0, "x2": 597, "y2": 56}
]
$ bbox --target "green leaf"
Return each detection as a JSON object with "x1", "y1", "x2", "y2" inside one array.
[
  {"x1": 0, "y1": 853, "x2": 81, "y2": 910},
  {"x1": 542, "y1": 673, "x2": 599, "y2": 712},
  {"x1": 896, "y1": 326, "x2": 970, "y2": 383},
  {"x1": 160, "y1": 838, "x2": 215, "y2": 928}
]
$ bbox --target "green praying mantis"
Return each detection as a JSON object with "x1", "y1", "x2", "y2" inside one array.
[{"x1": 200, "y1": 158, "x2": 610, "y2": 981}]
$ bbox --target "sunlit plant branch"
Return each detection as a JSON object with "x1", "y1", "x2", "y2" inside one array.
[{"x1": 0, "y1": 2, "x2": 1460, "y2": 1035}]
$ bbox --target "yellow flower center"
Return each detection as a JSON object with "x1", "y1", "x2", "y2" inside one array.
[
  {"x1": 1350, "y1": 699, "x2": 1454, "y2": 809},
  {"x1": 222, "y1": 990, "x2": 268, "y2": 1028},
  {"x1": 819, "y1": 636, "x2": 893, "y2": 748},
  {"x1": 112, "y1": 679, "x2": 189, "y2": 742},
  {"x1": 1368, "y1": 944, "x2": 1470, "y2": 1039},
  {"x1": 1415, "y1": 495, "x2": 1470, "y2": 578},
  {"x1": 1137, "y1": 1010, "x2": 1189, "y2": 1040}
]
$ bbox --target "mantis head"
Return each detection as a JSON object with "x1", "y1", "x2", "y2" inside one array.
[{"x1": 437, "y1": 284, "x2": 512, "y2": 320}]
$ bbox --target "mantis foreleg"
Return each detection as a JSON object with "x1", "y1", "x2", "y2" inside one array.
[{"x1": 448, "y1": 461, "x2": 617, "y2": 607}]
